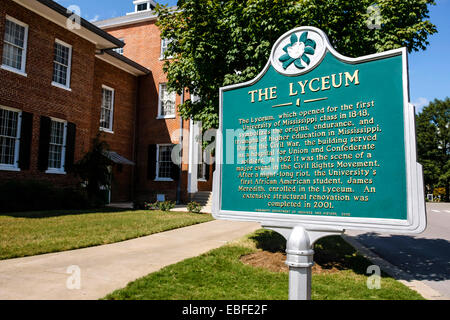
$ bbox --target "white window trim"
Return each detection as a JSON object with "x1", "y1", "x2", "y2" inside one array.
[
  {"x1": 159, "y1": 38, "x2": 173, "y2": 60},
  {"x1": 100, "y1": 85, "x2": 115, "y2": 133},
  {"x1": 157, "y1": 83, "x2": 176, "y2": 119},
  {"x1": 155, "y1": 143, "x2": 174, "y2": 182},
  {"x1": 51, "y1": 39, "x2": 72, "y2": 90},
  {"x1": 45, "y1": 117, "x2": 67, "y2": 175},
  {"x1": 0, "y1": 105, "x2": 22, "y2": 172},
  {"x1": 136, "y1": 3, "x2": 148, "y2": 12},
  {"x1": 51, "y1": 81, "x2": 72, "y2": 92},
  {"x1": 134, "y1": 0, "x2": 154, "y2": 13},
  {"x1": 1, "y1": 16, "x2": 29, "y2": 76},
  {"x1": 113, "y1": 38, "x2": 125, "y2": 55},
  {"x1": 99, "y1": 128, "x2": 114, "y2": 134},
  {"x1": 1, "y1": 64, "x2": 27, "y2": 77}
]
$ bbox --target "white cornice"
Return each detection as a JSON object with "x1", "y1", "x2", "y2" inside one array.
[
  {"x1": 95, "y1": 53, "x2": 149, "y2": 76},
  {"x1": 94, "y1": 6, "x2": 178, "y2": 30},
  {"x1": 94, "y1": 10, "x2": 158, "y2": 29}
]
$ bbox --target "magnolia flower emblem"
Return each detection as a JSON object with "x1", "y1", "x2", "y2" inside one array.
[{"x1": 279, "y1": 32, "x2": 316, "y2": 70}]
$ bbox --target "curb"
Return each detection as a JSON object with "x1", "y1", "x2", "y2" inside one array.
[{"x1": 342, "y1": 234, "x2": 449, "y2": 300}]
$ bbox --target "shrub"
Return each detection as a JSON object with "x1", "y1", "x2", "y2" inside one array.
[
  {"x1": 156, "y1": 200, "x2": 175, "y2": 212},
  {"x1": 144, "y1": 202, "x2": 153, "y2": 210},
  {"x1": 59, "y1": 187, "x2": 91, "y2": 210},
  {"x1": 133, "y1": 200, "x2": 145, "y2": 210},
  {"x1": 145, "y1": 202, "x2": 161, "y2": 210},
  {"x1": 72, "y1": 136, "x2": 112, "y2": 205},
  {"x1": 0, "y1": 180, "x2": 90, "y2": 213},
  {"x1": 187, "y1": 201, "x2": 203, "y2": 214}
]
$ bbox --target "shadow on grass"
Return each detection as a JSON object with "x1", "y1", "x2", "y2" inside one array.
[
  {"x1": 249, "y1": 230, "x2": 286, "y2": 253},
  {"x1": 0, "y1": 207, "x2": 130, "y2": 219},
  {"x1": 249, "y1": 230, "x2": 372, "y2": 276}
]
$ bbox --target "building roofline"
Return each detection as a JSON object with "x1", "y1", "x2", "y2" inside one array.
[
  {"x1": 35, "y1": 0, "x2": 124, "y2": 47},
  {"x1": 12, "y1": 0, "x2": 124, "y2": 49},
  {"x1": 12, "y1": 0, "x2": 149, "y2": 76},
  {"x1": 102, "y1": 50, "x2": 151, "y2": 76},
  {"x1": 94, "y1": 10, "x2": 159, "y2": 29},
  {"x1": 95, "y1": 50, "x2": 150, "y2": 76},
  {"x1": 94, "y1": 6, "x2": 178, "y2": 30}
]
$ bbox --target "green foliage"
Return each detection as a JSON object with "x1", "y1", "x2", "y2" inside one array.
[
  {"x1": 0, "y1": 180, "x2": 89, "y2": 213},
  {"x1": 187, "y1": 201, "x2": 203, "y2": 213},
  {"x1": 136, "y1": 201, "x2": 175, "y2": 211},
  {"x1": 73, "y1": 135, "x2": 112, "y2": 205},
  {"x1": 156, "y1": 0, "x2": 436, "y2": 130},
  {"x1": 156, "y1": 200, "x2": 176, "y2": 212},
  {"x1": 134, "y1": 200, "x2": 156, "y2": 210},
  {"x1": 143, "y1": 202, "x2": 156, "y2": 210},
  {"x1": 134, "y1": 197, "x2": 175, "y2": 211},
  {"x1": 416, "y1": 98, "x2": 450, "y2": 201}
]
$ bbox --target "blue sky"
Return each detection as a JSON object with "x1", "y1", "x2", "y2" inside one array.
[
  {"x1": 408, "y1": 0, "x2": 450, "y2": 111},
  {"x1": 56, "y1": 0, "x2": 449, "y2": 112}
]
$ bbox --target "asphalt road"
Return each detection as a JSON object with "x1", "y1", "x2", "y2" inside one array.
[{"x1": 346, "y1": 202, "x2": 450, "y2": 298}]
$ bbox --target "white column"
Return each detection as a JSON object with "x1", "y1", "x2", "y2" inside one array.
[{"x1": 188, "y1": 119, "x2": 200, "y2": 194}]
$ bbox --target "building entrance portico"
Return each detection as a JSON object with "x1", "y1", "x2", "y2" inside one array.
[{"x1": 188, "y1": 120, "x2": 213, "y2": 206}]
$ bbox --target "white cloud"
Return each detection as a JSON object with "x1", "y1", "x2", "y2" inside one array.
[
  {"x1": 89, "y1": 15, "x2": 100, "y2": 23},
  {"x1": 412, "y1": 97, "x2": 429, "y2": 113}
]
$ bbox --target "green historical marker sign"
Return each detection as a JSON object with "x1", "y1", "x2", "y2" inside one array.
[{"x1": 213, "y1": 27, "x2": 426, "y2": 234}]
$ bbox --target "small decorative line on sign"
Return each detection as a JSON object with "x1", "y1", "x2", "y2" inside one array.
[
  {"x1": 272, "y1": 102, "x2": 293, "y2": 108},
  {"x1": 304, "y1": 97, "x2": 328, "y2": 103}
]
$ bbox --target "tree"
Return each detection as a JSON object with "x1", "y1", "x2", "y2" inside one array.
[
  {"x1": 73, "y1": 136, "x2": 113, "y2": 205},
  {"x1": 156, "y1": 0, "x2": 437, "y2": 130},
  {"x1": 416, "y1": 98, "x2": 450, "y2": 201}
]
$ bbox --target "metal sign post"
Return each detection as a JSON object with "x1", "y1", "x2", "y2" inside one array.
[
  {"x1": 263, "y1": 225, "x2": 344, "y2": 300},
  {"x1": 286, "y1": 226, "x2": 315, "y2": 300},
  {"x1": 212, "y1": 26, "x2": 427, "y2": 300}
]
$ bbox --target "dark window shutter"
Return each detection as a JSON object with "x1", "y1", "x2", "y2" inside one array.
[
  {"x1": 18, "y1": 112, "x2": 33, "y2": 170},
  {"x1": 64, "y1": 122, "x2": 76, "y2": 172},
  {"x1": 147, "y1": 144, "x2": 157, "y2": 180},
  {"x1": 205, "y1": 163, "x2": 210, "y2": 181},
  {"x1": 38, "y1": 116, "x2": 51, "y2": 171},
  {"x1": 170, "y1": 144, "x2": 181, "y2": 181},
  {"x1": 171, "y1": 162, "x2": 180, "y2": 181}
]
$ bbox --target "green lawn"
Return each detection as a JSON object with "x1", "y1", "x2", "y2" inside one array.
[
  {"x1": 104, "y1": 230, "x2": 424, "y2": 300},
  {"x1": 0, "y1": 209, "x2": 213, "y2": 260}
]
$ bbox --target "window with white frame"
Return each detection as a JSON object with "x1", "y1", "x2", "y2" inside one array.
[
  {"x1": 156, "y1": 144, "x2": 173, "y2": 180},
  {"x1": 47, "y1": 119, "x2": 67, "y2": 173},
  {"x1": 158, "y1": 83, "x2": 176, "y2": 118},
  {"x1": 113, "y1": 39, "x2": 125, "y2": 55},
  {"x1": 160, "y1": 38, "x2": 173, "y2": 59},
  {"x1": 137, "y1": 3, "x2": 148, "y2": 12},
  {"x1": 52, "y1": 40, "x2": 72, "y2": 89},
  {"x1": 2, "y1": 16, "x2": 28, "y2": 74},
  {"x1": 0, "y1": 107, "x2": 21, "y2": 170},
  {"x1": 100, "y1": 86, "x2": 114, "y2": 131},
  {"x1": 134, "y1": 0, "x2": 155, "y2": 12}
]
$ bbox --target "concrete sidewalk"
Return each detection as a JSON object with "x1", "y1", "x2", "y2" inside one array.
[{"x1": 0, "y1": 220, "x2": 260, "y2": 300}]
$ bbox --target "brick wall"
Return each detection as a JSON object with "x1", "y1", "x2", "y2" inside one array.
[
  {"x1": 105, "y1": 20, "x2": 193, "y2": 202},
  {"x1": 0, "y1": 1, "x2": 139, "y2": 202},
  {"x1": 0, "y1": 0, "x2": 94, "y2": 186},
  {"x1": 92, "y1": 58, "x2": 139, "y2": 202}
]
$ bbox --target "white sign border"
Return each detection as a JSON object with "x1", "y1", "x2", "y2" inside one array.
[{"x1": 213, "y1": 26, "x2": 427, "y2": 234}]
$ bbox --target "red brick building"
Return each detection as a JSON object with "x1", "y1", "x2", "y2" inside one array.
[
  {"x1": 0, "y1": 0, "x2": 149, "y2": 203},
  {"x1": 95, "y1": 0, "x2": 214, "y2": 204},
  {"x1": 0, "y1": 0, "x2": 213, "y2": 205}
]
